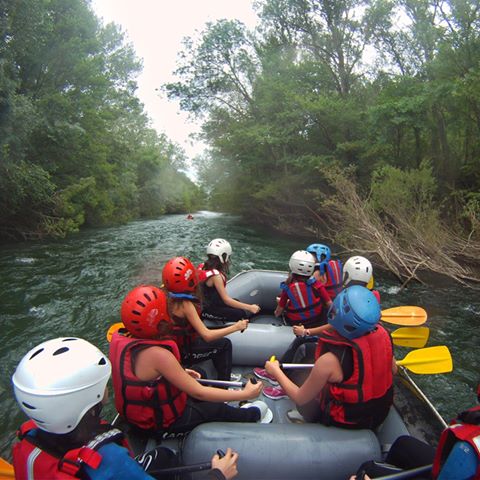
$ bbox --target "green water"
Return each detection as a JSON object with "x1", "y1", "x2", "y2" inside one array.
[{"x1": 0, "y1": 212, "x2": 478, "y2": 459}]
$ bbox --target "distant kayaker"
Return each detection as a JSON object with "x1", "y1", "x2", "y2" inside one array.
[
  {"x1": 11, "y1": 337, "x2": 243, "y2": 480},
  {"x1": 110, "y1": 286, "x2": 268, "y2": 436},
  {"x1": 306, "y1": 243, "x2": 343, "y2": 299},
  {"x1": 163, "y1": 256, "x2": 247, "y2": 381},
  {"x1": 264, "y1": 286, "x2": 395, "y2": 429},
  {"x1": 198, "y1": 238, "x2": 260, "y2": 322},
  {"x1": 187, "y1": 214, "x2": 194, "y2": 220}
]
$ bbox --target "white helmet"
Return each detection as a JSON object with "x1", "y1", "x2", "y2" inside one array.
[
  {"x1": 289, "y1": 250, "x2": 316, "y2": 276},
  {"x1": 12, "y1": 337, "x2": 111, "y2": 434},
  {"x1": 206, "y1": 238, "x2": 232, "y2": 264},
  {"x1": 343, "y1": 256, "x2": 373, "y2": 286}
]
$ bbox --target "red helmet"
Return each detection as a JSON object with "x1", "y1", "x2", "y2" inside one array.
[
  {"x1": 120, "y1": 285, "x2": 170, "y2": 338},
  {"x1": 162, "y1": 257, "x2": 198, "y2": 293}
]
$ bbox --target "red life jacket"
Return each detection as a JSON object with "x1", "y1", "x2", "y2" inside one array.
[
  {"x1": 280, "y1": 279, "x2": 325, "y2": 327},
  {"x1": 197, "y1": 264, "x2": 227, "y2": 308},
  {"x1": 196, "y1": 264, "x2": 226, "y2": 285},
  {"x1": 321, "y1": 260, "x2": 343, "y2": 299},
  {"x1": 171, "y1": 321, "x2": 198, "y2": 355},
  {"x1": 315, "y1": 327, "x2": 393, "y2": 429},
  {"x1": 12, "y1": 420, "x2": 125, "y2": 479},
  {"x1": 432, "y1": 406, "x2": 480, "y2": 479},
  {"x1": 109, "y1": 333, "x2": 187, "y2": 431},
  {"x1": 170, "y1": 303, "x2": 201, "y2": 357}
]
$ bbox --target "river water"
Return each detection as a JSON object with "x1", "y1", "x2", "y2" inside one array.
[{"x1": 0, "y1": 212, "x2": 478, "y2": 459}]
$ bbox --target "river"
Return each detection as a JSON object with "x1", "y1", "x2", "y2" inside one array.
[{"x1": 0, "y1": 211, "x2": 478, "y2": 459}]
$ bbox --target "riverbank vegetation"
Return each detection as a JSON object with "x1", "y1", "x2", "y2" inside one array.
[
  {"x1": 166, "y1": 0, "x2": 480, "y2": 285},
  {"x1": 0, "y1": 0, "x2": 204, "y2": 242}
]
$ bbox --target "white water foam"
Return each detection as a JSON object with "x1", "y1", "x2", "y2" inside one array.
[{"x1": 15, "y1": 257, "x2": 36, "y2": 264}]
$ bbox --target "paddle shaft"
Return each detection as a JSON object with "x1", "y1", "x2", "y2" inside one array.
[
  {"x1": 375, "y1": 464, "x2": 432, "y2": 480},
  {"x1": 149, "y1": 461, "x2": 212, "y2": 476},
  {"x1": 197, "y1": 378, "x2": 245, "y2": 388}
]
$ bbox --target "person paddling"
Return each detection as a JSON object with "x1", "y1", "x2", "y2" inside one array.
[
  {"x1": 306, "y1": 243, "x2": 343, "y2": 300},
  {"x1": 11, "y1": 337, "x2": 242, "y2": 480},
  {"x1": 264, "y1": 286, "x2": 395, "y2": 428},
  {"x1": 198, "y1": 239, "x2": 260, "y2": 323},
  {"x1": 162, "y1": 256, "x2": 247, "y2": 381},
  {"x1": 349, "y1": 382, "x2": 480, "y2": 479},
  {"x1": 254, "y1": 250, "x2": 332, "y2": 400},
  {"x1": 342, "y1": 255, "x2": 380, "y2": 302},
  {"x1": 110, "y1": 285, "x2": 268, "y2": 436}
]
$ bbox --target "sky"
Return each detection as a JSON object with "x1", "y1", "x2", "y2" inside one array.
[{"x1": 90, "y1": 1, "x2": 259, "y2": 168}]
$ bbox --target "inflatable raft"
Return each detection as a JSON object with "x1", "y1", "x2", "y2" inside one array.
[{"x1": 118, "y1": 270, "x2": 447, "y2": 480}]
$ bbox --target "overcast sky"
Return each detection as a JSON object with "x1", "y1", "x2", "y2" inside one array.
[{"x1": 91, "y1": 1, "x2": 258, "y2": 164}]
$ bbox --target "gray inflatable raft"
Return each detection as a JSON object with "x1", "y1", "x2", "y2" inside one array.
[{"x1": 121, "y1": 270, "x2": 446, "y2": 480}]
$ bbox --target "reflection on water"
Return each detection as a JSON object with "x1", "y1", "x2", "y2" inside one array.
[{"x1": 0, "y1": 212, "x2": 478, "y2": 458}]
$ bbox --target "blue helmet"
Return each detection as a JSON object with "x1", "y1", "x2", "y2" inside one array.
[
  {"x1": 328, "y1": 285, "x2": 381, "y2": 340},
  {"x1": 306, "y1": 243, "x2": 331, "y2": 263}
]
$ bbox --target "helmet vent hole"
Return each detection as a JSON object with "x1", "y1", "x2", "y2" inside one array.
[
  {"x1": 132, "y1": 310, "x2": 141, "y2": 316},
  {"x1": 29, "y1": 348, "x2": 44, "y2": 360},
  {"x1": 345, "y1": 325, "x2": 356, "y2": 332},
  {"x1": 143, "y1": 293, "x2": 152, "y2": 302},
  {"x1": 22, "y1": 402, "x2": 36, "y2": 410},
  {"x1": 152, "y1": 290, "x2": 157, "y2": 299},
  {"x1": 62, "y1": 338, "x2": 77, "y2": 342},
  {"x1": 136, "y1": 300, "x2": 146, "y2": 308},
  {"x1": 98, "y1": 357, "x2": 107, "y2": 365},
  {"x1": 53, "y1": 347, "x2": 69, "y2": 356}
]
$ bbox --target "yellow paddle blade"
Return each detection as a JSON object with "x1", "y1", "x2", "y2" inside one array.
[
  {"x1": 367, "y1": 275, "x2": 374, "y2": 290},
  {"x1": 381, "y1": 306, "x2": 427, "y2": 326},
  {"x1": 396, "y1": 346, "x2": 452, "y2": 374},
  {"x1": 106, "y1": 322, "x2": 125, "y2": 342},
  {"x1": 391, "y1": 327, "x2": 430, "y2": 348},
  {"x1": 0, "y1": 458, "x2": 14, "y2": 479}
]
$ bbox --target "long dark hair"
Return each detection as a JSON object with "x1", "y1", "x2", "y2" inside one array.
[
  {"x1": 286, "y1": 273, "x2": 309, "y2": 285},
  {"x1": 164, "y1": 286, "x2": 203, "y2": 328},
  {"x1": 203, "y1": 254, "x2": 229, "y2": 275}
]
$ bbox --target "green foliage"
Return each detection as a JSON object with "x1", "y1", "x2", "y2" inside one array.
[
  {"x1": 369, "y1": 161, "x2": 441, "y2": 238},
  {"x1": 167, "y1": 0, "x2": 480, "y2": 244},
  {"x1": 0, "y1": 0, "x2": 203, "y2": 241}
]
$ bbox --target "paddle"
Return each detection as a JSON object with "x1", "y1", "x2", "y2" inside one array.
[
  {"x1": 381, "y1": 306, "x2": 427, "y2": 326},
  {"x1": 149, "y1": 460, "x2": 213, "y2": 476},
  {"x1": 149, "y1": 450, "x2": 225, "y2": 476},
  {"x1": 0, "y1": 458, "x2": 14, "y2": 479},
  {"x1": 390, "y1": 327, "x2": 429, "y2": 348},
  {"x1": 105, "y1": 306, "x2": 428, "y2": 343},
  {"x1": 396, "y1": 346, "x2": 452, "y2": 374},
  {"x1": 375, "y1": 464, "x2": 432, "y2": 480},
  {"x1": 272, "y1": 346, "x2": 453, "y2": 375},
  {"x1": 106, "y1": 322, "x2": 125, "y2": 342},
  {"x1": 197, "y1": 378, "x2": 245, "y2": 388}
]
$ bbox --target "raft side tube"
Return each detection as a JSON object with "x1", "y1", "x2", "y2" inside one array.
[
  {"x1": 227, "y1": 270, "x2": 288, "y2": 312},
  {"x1": 228, "y1": 323, "x2": 294, "y2": 365},
  {"x1": 183, "y1": 423, "x2": 381, "y2": 480}
]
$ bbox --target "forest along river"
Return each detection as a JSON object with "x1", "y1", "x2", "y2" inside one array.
[{"x1": 0, "y1": 211, "x2": 478, "y2": 459}]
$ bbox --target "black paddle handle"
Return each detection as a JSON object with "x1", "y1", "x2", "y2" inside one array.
[
  {"x1": 375, "y1": 464, "x2": 432, "y2": 480},
  {"x1": 149, "y1": 450, "x2": 227, "y2": 476}
]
